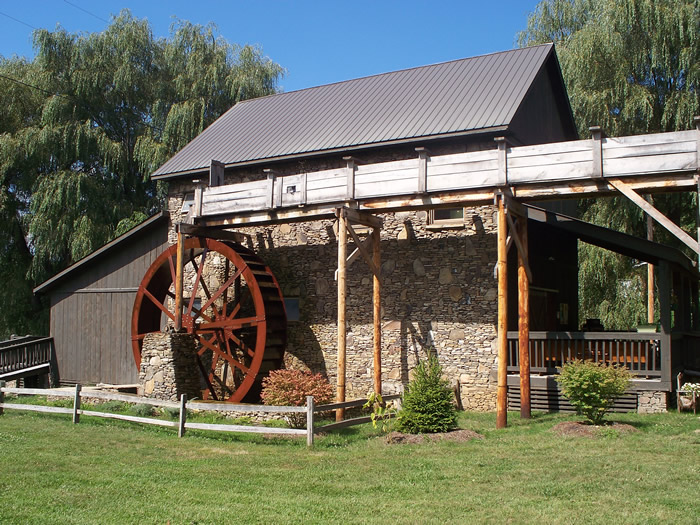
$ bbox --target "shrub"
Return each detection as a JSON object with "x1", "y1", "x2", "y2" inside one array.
[
  {"x1": 556, "y1": 359, "x2": 632, "y2": 425},
  {"x1": 261, "y1": 369, "x2": 333, "y2": 428},
  {"x1": 679, "y1": 382, "x2": 700, "y2": 395},
  {"x1": 396, "y1": 354, "x2": 457, "y2": 434},
  {"x1": 128, "y1": 403, "x2": 155, "y2": 418}
]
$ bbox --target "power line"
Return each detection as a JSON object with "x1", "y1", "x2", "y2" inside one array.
[
  {"x1": 0, "y1": 10, "x2": 37, "y2": 30},
  {"x1": 62, "y1": 0, "x2": 109, "y2": 24},
  {"x1": 0, "y1": 73, "x2": 164, "y2": 134}
]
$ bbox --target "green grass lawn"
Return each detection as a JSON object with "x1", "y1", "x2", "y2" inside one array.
[{"x1": 0, "y1": 407, "x2": 698, "y2": 524}]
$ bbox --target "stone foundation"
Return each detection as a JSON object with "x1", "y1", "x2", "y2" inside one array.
[
  {"x1": 637, "y1": 391, "x2": 668, "y2": 413},
  {"x1": 139, "y1": 332, "x2": 200, "y2": 401}
]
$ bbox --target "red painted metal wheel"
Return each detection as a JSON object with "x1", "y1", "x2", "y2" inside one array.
[{"x1": 131, "y1": 238, "x2": 286, "y2": 402}]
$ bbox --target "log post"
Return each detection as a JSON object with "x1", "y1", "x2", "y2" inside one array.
[
  {"x1": 174, "y1": 226, "x2": 185, "y2": 332},
  {"x1": 496, "y1": 195, "x2": 508, "y2": 429},
  {"x1": 647, "y1": 195, "x2": 655, "y2": 324},
  {"x1": 178, "y1": 394, "x2": 187, "y2": 438},
  {"x1": 372, "y1": 225, "x2": 382, "y2": 395},
  {"x1": 336, "y1": 210, "x2": 348, "y2": 421},
  {"x1": 0, "y1": 380, "x2": 5, "y2": 416},
  {"x1": 517, "y1": 219, "x2": 531, "y2": 419}
]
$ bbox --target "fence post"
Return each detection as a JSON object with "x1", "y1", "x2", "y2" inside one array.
[
  {"x1": 178, "y1": 394, "x2": 187, "y2": 438},
  {"x1": 0, "y1": 380, "x2": 5, "y2": 416},
  {"x1": 306, "y1": 395, "x2": 315, "y2": 447},
  {"x1": 72, "y1": 384, "x2": 81, "y2": 424}
]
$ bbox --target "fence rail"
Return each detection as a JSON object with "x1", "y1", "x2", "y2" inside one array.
[
  {"x1": 507, "y1": 331, "x2": 664, "y2": 377},
  {"x1": 0, "y1": 384, "x2": 399, "y2": 446}
]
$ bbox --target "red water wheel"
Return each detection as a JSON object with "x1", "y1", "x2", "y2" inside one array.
[{"x1": 131, "y1": 237, "x2": 286, "y2": 402}]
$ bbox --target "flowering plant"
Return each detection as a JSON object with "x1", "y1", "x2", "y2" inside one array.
[{"x1": 261, "y1": 369, "x2": 333, "y2": 428}]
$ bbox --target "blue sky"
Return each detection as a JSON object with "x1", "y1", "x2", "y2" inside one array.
[{"x1": 0, "y1": 1, "x2": 540, "y2": 93}]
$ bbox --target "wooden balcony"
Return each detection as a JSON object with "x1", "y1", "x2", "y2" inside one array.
[
  {"x1": 192, "y1": 129, "x2": 700, "y2": 226},
  {"x1": 0, "y1": 336, "x2": 56, "y2": 383}
]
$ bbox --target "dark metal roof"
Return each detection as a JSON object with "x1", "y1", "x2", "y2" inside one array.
[
  {"x1": 153, "y1": 44, "x2": 557, "y2": 179},
  {"x1": 33, "y1": 212, "x2": 169, "y2": 295}
]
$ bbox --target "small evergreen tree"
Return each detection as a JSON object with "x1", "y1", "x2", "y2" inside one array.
[{"x1": 396, "y1": 354, "x2": 457, "y2": 434}]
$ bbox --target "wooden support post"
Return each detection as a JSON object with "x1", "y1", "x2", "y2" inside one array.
[
  {"x1": 658, "y1": 262, "x2": 672, "y2": 384},
  {"x1": 192, "y1": 179, "x2": 205, "y2": 219},
  {"x1": 344, "y1": 156, "x2": 356, "y2": 201},
  {"x1": 372, "y1": 226, "x2": 382, "y2": 395},
  {"x1": 178, "y1": 394, "x2": 187, "y2": 438},
  {"x1": 174, "y1": 227, "x2": 185, "y2": 332},
  {"x1": 209, "y1": 159, "x2": 225, "y2": 187},
  {"x1": 517, "y1": 219, "x2": 530, "y2": 419},
  {"x1": 265, "y1": 169, "x2": 275, "y2": 208},
  {"x1": 0, "y1": 380, "x2": 5, "y2": 416},
  {"x1": 306, "y1": 395, "x2": 315, "y2": 447},
  {"x1": 496, "y1": 195, "x2": 508, "y2": 429},
  {"x1": 647, "y1": 195, "x2": 655, "y2": 324},
  {"x1": 336, "y1": 210, "x2": 348, "y2": 421},
  {"x1": 416, "y1": 147, "x2": 430, "y2": 193},
  {"x1": 590, "y1": 126, "x2": 603, "y2": 178},
  {"x1": 495, "y1": 137, "x2": 508, "y2": 186},
  {"x1": 72, "y1": 383, "x2": 81, "y2": 424}
]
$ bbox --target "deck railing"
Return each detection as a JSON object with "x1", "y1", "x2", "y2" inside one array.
[
  {"x1": 506, "y1": 331, "x2": 665, "y2": 378},
  {"x1": 0, "y1": 337, "x2": 55, "y2": 380}
]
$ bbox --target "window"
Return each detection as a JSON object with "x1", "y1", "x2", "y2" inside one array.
[
  {"x1": 284, "y1": 298, "x2": 300, "y2": 322},
  {"x1": 428, "y1": 207, "x2": 464, "y2": 228}
]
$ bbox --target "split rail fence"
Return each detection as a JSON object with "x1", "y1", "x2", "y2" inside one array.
[{"x1": 0, "y1": 383, "x2": 399, "y2": 446}]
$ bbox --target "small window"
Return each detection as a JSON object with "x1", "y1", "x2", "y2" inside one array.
[
  {"x1": 428, "y1": 207, "x2": 464, "y2": 228},
  {"x1": 181, "y1": 193, "x2": 195, "y2": 213},
  {"x1": 284, "y1": 298, "x2": 300, "y2": 322}
]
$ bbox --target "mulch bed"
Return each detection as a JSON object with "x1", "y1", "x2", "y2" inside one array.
[
  {"x1": 551, "y1": 421, "x2": 638, "y2": 438},
  {"x1": 385, "y1": 429, "x2": 484, "y2": 444}
]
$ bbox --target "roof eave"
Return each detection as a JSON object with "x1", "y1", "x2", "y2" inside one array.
[
  {"x1": 33, "y1": 211, "x2": 169, "y2": 295},
  {"x1": 151, "y1": 125, "x2": 510, "y2": 181}
]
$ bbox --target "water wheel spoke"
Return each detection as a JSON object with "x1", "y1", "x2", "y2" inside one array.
[
  {"x1": 190, "y1": 258, "x2": 212, "y2": 303},
  {"x1": 199, "y1": 266, "x2": 245, "y2": 316},
  {"x1": 198, "y1": 316, "x2": 260, "y2": 331},
  {"x1": 168, "y1": 254, "x2": 176, "y2": 284},
  {"x1": 226, "y1": 288, "x2": 251, "y2": 320},
  {"x1": 228, "y1": 331, "x2": 257, "y2": 359},
  {"x1": 187, "y1": 247, "x2": 208, "y2": 318},
  {"x1": 194, "y1": 354, "x2": 219, "y2": 401},
  {"x1": 141, "y1": 287, "x2": 176, "y2": 321}
]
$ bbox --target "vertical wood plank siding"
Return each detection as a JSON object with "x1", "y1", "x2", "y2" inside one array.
[{"x1": 48, "y1": 221, "x2": 169, "y2": 385}]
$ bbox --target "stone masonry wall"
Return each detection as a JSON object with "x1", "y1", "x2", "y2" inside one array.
[
  {"x1": 166, "y1": 143, "x2": 501, "y2": 410},
  {"x1": 139, "y1": 332, "x2": 201, "y2": 401},
  {"x1": 637, "y1": 391, "x2": 668, "y2": 414}
]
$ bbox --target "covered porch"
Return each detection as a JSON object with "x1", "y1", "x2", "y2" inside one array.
[{"x1": 504, "y1": 204, "x2": 700, "y2": 410}]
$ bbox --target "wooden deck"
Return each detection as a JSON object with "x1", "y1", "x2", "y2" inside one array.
[
  {"x1": 0, "y1": 336, "x2": 56, "y2": 383},
  {"x1": 194, "y1": 129, "x2": 699, "y2": 226}
]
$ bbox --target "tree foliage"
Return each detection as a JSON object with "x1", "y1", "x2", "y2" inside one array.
[
  {"x1": 519, "y1": 0, "x2": 699, "y2": 329},
  {"x1": 0, "y1": 10, "x2": 283, "y2": 338}
]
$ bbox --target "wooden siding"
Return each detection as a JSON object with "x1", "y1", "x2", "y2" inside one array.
[{"x1": 49, "y1": 222, "x2": 169, "y2": 385}]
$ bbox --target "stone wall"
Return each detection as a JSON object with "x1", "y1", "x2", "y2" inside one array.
[
  {"x1": 637, "y1": 391, "x2": 668, "y2": 414},
  {"x1": 139, "y1": 332, "x2": 201, "y2": 401},
  {"x1": 165, "y1": 143, "x2": 503, "y2": 410}
]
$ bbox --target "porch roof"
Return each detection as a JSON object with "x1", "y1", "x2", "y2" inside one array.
[{"x1": 524, "y1": 204, "x2": 698, "y2": 275}]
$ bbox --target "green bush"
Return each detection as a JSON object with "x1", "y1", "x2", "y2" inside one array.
[
  {"x1": 556, "y1": 359, "x2": 632, "y2": 425},
  {"x1": 128, "y1": 403, "x2": 155, "y2": 418},
  {"x1": 396, "y1": 354, "x2": 457, "y2": 434}
]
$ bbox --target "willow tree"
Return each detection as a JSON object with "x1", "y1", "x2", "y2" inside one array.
[
  {"x1": 519, "y1": 0, "x2": 699, "y2": 329},
  {"x1": 0, "y1": 10, "x2": 283, "y2": 338}
]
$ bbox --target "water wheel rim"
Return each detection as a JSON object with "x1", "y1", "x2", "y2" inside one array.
[{"x1": 131, "y1": 237, "x2": 273, "y2": 403}]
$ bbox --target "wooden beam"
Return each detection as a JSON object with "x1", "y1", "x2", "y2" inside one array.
[
  {"x1": 344, "y1": 156, "x2": 357, "y2": 201},
  {"x1": 517, "y1": 219, "x2": 531, "y2": 419},
  {"x1": 336, "y1": 211, "x2": 348, "y2": 422},
  {"x1": 416, "y1": 147, "x2": 430, "y2": 194},
  {"x1": 495, "y1": 137, "x2": 508, "y2": 186},
  {"x1": 372, "y1": 226, "x2": 382, "y2": 395},
  {"x1": 209, "y1": 160, "x2": 225, "y2": 187},
  {"x1": 178, "y1": 223, "x2": 247, "y2": 244},
  {"x1": 503, "y1": 192, "x2": 527, "y2": 219},
  {"x1": 344, "y1": 221, "x2": 381, "y2": 280},
  {"x1": 506, "y1": 212, "x2": 533, "y2": 283},
  {"x1": 174, "y1": 228, "x2": 185, "y2": 332},
  {"x1": 590, "y1": 126, "x2": 603, "y2": 178},
  {"x1": 608, "y1": 178, "x2": 700, "y2": 255},
  {"x1": 264, "y1": 169, "x2": 275, "y2": 209},
  {"x1": 339, "y1": 207, "x2": 383, "y2": 229},
  {"x1": 496, "y1": 195, "x2": 508, "y2": 429}
]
